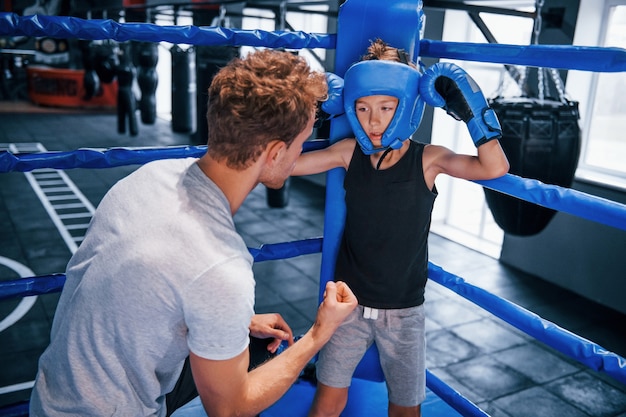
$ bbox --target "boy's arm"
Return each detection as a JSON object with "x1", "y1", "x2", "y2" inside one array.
[
  {"x1": 426, "y1": 140, "x2": 509, "y2": 182},
  {"x1": 419, "y1": 62, "x2": 509, "y2": 182},
  {"x1": 292, "y1": 138, "x2": 356, "y2": 176}
]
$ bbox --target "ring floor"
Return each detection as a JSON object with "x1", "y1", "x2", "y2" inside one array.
[{"x1": 0, "y1": 106, "x2": 625, "y2": 416}]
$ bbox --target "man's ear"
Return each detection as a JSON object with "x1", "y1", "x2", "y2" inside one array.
[{"x1": 265, "y1": 140, "x2": 287, "y2": 166}]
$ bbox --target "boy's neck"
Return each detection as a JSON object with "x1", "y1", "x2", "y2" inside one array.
[{"x1": 370, "y1": 140, "x2": 411, "y2": 170}]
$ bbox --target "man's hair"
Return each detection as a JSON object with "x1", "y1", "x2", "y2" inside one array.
[{"x1": 206, "y1": 49, "x2": 327, "y2": 169}]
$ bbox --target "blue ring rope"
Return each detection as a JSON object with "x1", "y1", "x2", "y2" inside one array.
[
  {"x1": 0, "y1": 13, "x2": 336, "y2": 49},
  {"x1": 427, "y1": 262, "x2": 626, "y2": 386},
  {"x1": 426, "y1": 370, "x2": 489, "y2": 417},
  {"x1": 419, "y1": 39, "x2": 626, "y2": 72},
  {"x1": 2, "y1": 245, "x2": 624, "y2": 386},
  {"x1": 0, "y1": 141, "x2": 329, "y2": 173},
  {"x1": 0, "y1": 237, "x2": 323, "y2": 301},
  {"x1": 1, "y1": 13, "x2": 626, "y2": 72},
  {"x1": 2, "y1": 145, "x2": 625, "y2": 232}
]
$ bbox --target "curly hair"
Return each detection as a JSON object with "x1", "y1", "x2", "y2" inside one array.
[{"x1": 206, "y1": 49, "x2": 327, "y2": 169}]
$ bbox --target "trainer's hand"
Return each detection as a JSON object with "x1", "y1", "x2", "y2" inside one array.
[
  {"x1": 249, "y1": 313, "x2": 294, "y2": 353},
  {"x1": 314, "y1": 281, "x2": 358, "y2": 341}
]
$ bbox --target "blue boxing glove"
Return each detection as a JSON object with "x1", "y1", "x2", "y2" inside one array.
[
  {"x1": 315, "y1": 72, "x2": 344, "y2": 127},
  {"x1": 419, "y1": 62, "x2": 501, "y2": 147}
]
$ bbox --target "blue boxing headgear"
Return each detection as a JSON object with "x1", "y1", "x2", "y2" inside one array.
[{"x1": 344, "y1": 60, "x2": 425, "y2": 155}]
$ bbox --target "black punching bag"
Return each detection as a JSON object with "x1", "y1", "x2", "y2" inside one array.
[
  {"x1": 117, "y1": 43, "x2": 138, "y2": 136},
  {"x1": 171, "y1": 45, "x2": 197, "y2": 133},
  {"x1": 135, "y1": 41, "x2": 159, "y2": 125},
  {"x1": 193, "y1": 45, "x2": 239, "y2": 145},
  {"x1": 484, "y1": 97, "x2": 581, "y2": 236}
]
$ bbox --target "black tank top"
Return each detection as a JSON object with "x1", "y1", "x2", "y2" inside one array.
[{"x1": 334, "y1": 140, "x2": 437, "y2": 308}]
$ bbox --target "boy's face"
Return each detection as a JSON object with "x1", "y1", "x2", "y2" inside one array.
[{"x1": 355, "y1": 95, "x2": 399, "y2": 148}]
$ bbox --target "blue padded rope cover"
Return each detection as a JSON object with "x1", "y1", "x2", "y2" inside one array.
[
  {"x1": 0, "y1": 238, "x2": 323, "y2": 301},
  {"x1": 2, "y1": 146, "x2": 625, "y2": 232},
  {"x1": 0, "y1": 274, "x2": 66, "y2": 301},
  {"x1": 419, "y1": 39, "x2": 626, "y2": 73},
  {"x1": 3, "y1": 247, "x2": 624, "y2": 387},
  {"x1": 425, "y1": 370, "x2": 489, "y2": 417},
  {"x1": 0, "y1": 13, "x2": 335, "y2": 50},
  {"x1": 0, "y1": 141, "x2": 329, "y2": 173},
  {"x1": 0, "y1": 146, "x2": 206, "y2": 173},
  {"x1": 2, "y1": 13, "x2": 626, "y2": 73},
  {"x1": 476, "y1": 174, "x2": 626, "y2": 232},
  {"x1": 320, "y1": 0, "x2": 425, "y2": 383},
  {"x1": 428, "y1": 262, "x2": 626, "y2": 385}
]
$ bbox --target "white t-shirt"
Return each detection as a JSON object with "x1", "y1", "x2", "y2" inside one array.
[{"x1": 30, "y1": 158, "x2": 255, "y2": 416}]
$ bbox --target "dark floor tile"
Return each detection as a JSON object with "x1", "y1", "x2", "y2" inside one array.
[
  {"x1": 451, "y1": 318, "x2": 529, "y2": 354},
  {"x1": 491, "y1": 343, "x2": 580, "y2": 384},
  {"x1": 492, "y1": 386, "x2": 590, "y2": 417},
  {"x1": 425, "y1": 295, "x2": 484, "y2": 328},
  {"x1": 253, "y1": 259, "x2": 309, "y2": 283},
  {"x1": 0, "y1": 390, "x2": 31, "y2": 410},
  {"x1": 234, "y1": 206, "x2": 267, "y2": 225},
  {"x1": 266, "y1": 272, "x2": 319, "y2": 305},
  {"x1": 476, "y1": 401, "x2": 514, "y2": 417},
  {"x1": 0, "y1": 303, "x2": 51, "y2": 355},
  {"x1": 238, "y1": 231, "x2": 265, "y2": 249},
  {"x1": 424, "y1": 281, "x2": 448, "y2": 302},
  {"x1": 23, "y1": 255, "x2": 69, "y2": 277},
  {"x1": 446, "y1": 355, "x2": 535, "y2": 401},
  {"x1": 0, "y1": 348, "x2": 43, "y2": 387},
  {"x1": 254, "y1": 281, "x2": 280, "y2": 307},
  {"x1": 241, "y1": 224, "x2": 291, "y2": 244},
  {"x1": 425, "y1": 316, "x2": 443, "y2": 333},
  {"x1": 426, "y1": 329, "x2": 481, "y2": 368},
  {"x1": 546, "y1": 372, "x2": 626, "y2": 417},
  {"x1": 287, "y1": 254, "x2": 322, "y2": 282},
  {"x1": 254, "y1": 298, "x2": 316, "y2": 337},
  {"x1": 430, "y1": 367, "x2": 487, "y2": 405},
  {"x1": 37, "y1": 292, "x2": 62, "y2": 321}
]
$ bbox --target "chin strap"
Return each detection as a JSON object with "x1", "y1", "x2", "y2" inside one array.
[{"x1": 376, "y1": 147, "x2": 394, "y2": 170}]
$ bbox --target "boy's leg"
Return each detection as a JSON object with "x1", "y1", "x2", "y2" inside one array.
[
  {"x1": 308, "y1": 383, "x2": 349, "y2": 417},
  {"x1": 310, "y1": 307, "x2": 369, "y2": 417},
  {"x1": 375, "y1": 306, "x2": 426, "y2": 417},
  {"x1": 388, "y1": 402, "x2": 421, "y2": 417}
]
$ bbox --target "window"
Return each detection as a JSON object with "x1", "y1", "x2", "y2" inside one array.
[
  {"x1": 430, "y1": 0, "x2": 626, "y2": 256},
  {"x1": 429, "y1": 8, "x2": 534, "y2": 258},
  {"x1": 578, "y1": 3, "x2": 626, "y2": 181}
]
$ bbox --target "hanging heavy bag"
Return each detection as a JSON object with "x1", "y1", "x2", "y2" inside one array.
[
  {"x1": 484, "y1": 94, "x2": 581, "y2": 236},
  {"x1": 193, "y1": 8, "x2": 240, "y2": 145},
  {"x1": 135, "y1": 41, "x2": 159, "y2": 125},
  {"x1": 171, "y1": 45, "x2": 197, "y2": 134}
]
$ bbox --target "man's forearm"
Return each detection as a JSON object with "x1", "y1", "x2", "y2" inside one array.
[{"x1": 234, "y1": 326, "x2": 328, "y2": 416}]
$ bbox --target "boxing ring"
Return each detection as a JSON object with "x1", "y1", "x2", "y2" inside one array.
[{"x1": 1, "y1": 1, "x2": 626, "y2": 415}]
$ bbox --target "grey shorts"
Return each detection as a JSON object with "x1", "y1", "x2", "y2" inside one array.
[{"x1": 316, "y1": 304, "x2": 426, "y2": 407}]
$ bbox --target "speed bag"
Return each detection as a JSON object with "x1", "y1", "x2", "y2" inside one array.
[{"x1": 484, "y1": 97, "x2": 582, "y2": 236}]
